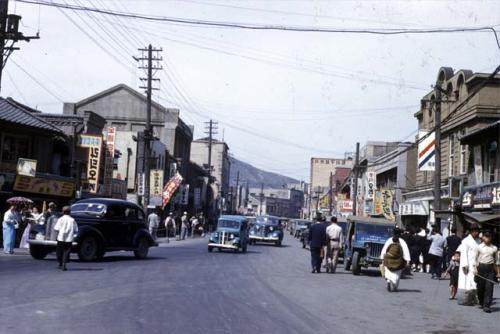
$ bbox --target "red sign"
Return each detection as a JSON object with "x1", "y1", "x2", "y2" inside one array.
[{"x1": 162, "y1": 172, "x2": 183, "y2": 208}]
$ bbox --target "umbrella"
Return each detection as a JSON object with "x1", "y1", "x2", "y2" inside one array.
[{"x1": 6, "y1": 196, "x2": 33, "y2": 206}]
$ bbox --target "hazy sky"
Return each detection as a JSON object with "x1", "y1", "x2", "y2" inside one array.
[{"x1": 4, "y1": 0, "x2": 500, "y2": 181}]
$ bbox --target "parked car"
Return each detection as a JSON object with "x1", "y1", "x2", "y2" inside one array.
[
  {"x1": 294, "y1": 219, "x2": 312, "y2": 238},
  {"x1": 208, "y1": 215, "x2": 249, "y2": 253},
  {"x1": 28, "y1": 198, "x2": 157, "y2": 261},
  {"x1": 249, "y1": 215, "x2": 283, "y2": 246},
  {"x1": 343, "y1": 216, "x2": 395, "y2": 275}
]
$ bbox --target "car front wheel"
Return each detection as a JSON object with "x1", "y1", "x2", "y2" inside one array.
[
  {"x1": 134, "y1": 236, "x2": 150, "y2": 259},
  {"x1": 30, "y1": 245, "x2": 49, "y2": 260},
  {"x1": 78, "y1": 236, "x2": 99, "y2": 262}
]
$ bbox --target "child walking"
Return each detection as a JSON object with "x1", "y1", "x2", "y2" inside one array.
[{"x1": 443, "y1": 251, "x2": 460, "y2": 300}]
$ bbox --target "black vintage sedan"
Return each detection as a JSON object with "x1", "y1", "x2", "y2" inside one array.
[
  {"x1": 28, "y1": 198, "x2": 157, "y2": 261},
  {"x1": 248, "y1": 215, "x2": 283, "y2": 247}
]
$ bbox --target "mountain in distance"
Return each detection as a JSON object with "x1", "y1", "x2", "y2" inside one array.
[{"x1": 229, "y1": 156, "x2": 300, "y2": 188}]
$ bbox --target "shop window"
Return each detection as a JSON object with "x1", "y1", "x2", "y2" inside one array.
[
  {"x1": 1, "y1": 135, "x2": 30, "y2": 163},
  {"x1": 459, "y1": 129, "x2": 467, "y2": 175},
  {"x1": 448, "y1": 134, "x2": 455, "y2": 177}
]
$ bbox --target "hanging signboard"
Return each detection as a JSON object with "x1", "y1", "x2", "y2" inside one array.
[
  {"x1": 194, "y1": 187, "x2": 201, "y2": 208},
  {"x1": 162, "y1": 172, "x2": 183, "y2": 208},
  {"x1": 380, "y1": 189, "x2": 395, "y2": 221},
  {"x1": 418, "y1": 130, "x2": 436, "y2": 171},
  {"x1": 103, "y1": 127, "x2": 116, "y2": 196},
  {"x1": 373, "y1": 191, "x2": 383, "y2": 216},
  {"x1": 180, "y1": 184, "x2": 190, "y2": 205},
  {"x1": 16, "y1": 158, "x2": 37, "y2": 177},
  {"x1": 149, "y1": 169, "x2": 163, "y2": 206},
  {"x1": 137, "y1": 172, "x2": 145, "y2": 196},
  {"x1": 14, "y1": 175, "x2": 74, "y2": 197},
  {"x1": 461, "y1": 181, "x2": 500, "y2": 210},
  {"x1": 399, "y1": 201, "x2": 429, "y2": 216},
  {"x1": 365, "y1": 171, "x2": 375, "y2": 200},
  {"x1": 79, "y1": 135, "x2": 102, "y2": 194}
]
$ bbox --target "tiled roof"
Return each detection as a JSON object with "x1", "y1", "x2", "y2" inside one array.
[{"x1": 0, "y1": 98, "x2": 63, "y2": 133}]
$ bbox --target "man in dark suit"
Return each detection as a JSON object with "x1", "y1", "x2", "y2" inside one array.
[{"x1": 309, "y1": 217, "x2": 327, "y2": 273}]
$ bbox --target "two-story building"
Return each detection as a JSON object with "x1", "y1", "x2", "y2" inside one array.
[{"x1": 402, "y1": 67, "x2": 500, "y2": 235}]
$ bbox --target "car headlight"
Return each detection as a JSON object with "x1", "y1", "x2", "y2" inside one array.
[
  {"x1": 269, "y1": 226, "x2": 274, "y2": 231},
  {"x1": 229, "y1": 233, "x2": 235, "y2": 239},
  {"x1": 250, "y1": 230, "x2": 255, "y2": 234},
  {"x1": 364, "y1": 243, "x2": 371, "y2": 252}
]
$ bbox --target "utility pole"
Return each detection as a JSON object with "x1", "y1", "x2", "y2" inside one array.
[
  {"x1": 136, "y1": 45, "x2": 162, "y2": 209},
  {"x1": 235, "y1": 170, "x2": 240, "y2": 211},
  {"x1": 328, "y1": 171, "x2": 333, "y2": 215},
  {"x1": 433, "y1": 84, "x2": 442, "y2": 228},
  {"x1": 352, "y1": 142, "x2": 360, "y2": 216},
  {"x1": 0, "y1": 0, "x2": 39, "y2": 92},
  {"x1": 204, "y1": 119, "x2": 218, "y2": 176},
  {"x1": 259, "y1": 183, "x2": 264, "y2": 215}
]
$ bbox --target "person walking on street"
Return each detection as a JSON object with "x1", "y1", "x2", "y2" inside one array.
[
  {"x1": 427, "y1": 226, "x2": 447, "y2": 279},
  {"x1": 325, "y1": 216, "x2": 343, "y2": 273},
  {"x1": 164, "y1": 212, "x2": 175, "y2": 243},
  {"x1": 475, "y1": 232, "x2": 498, "y2": 313},
  {"x1": 2, "y1": 204, "x2": 20, "y2": 254},
  {"x1": 147, "y1": 210, "x2": 160, "y2": 241},
  {"x1": 381, "y1": 228, "x2": 410, "y2": 292},
  {"x1": 181, "y1": 212, "x2": 189, "y2": 240},
  {"x1": 191, "y1": 215, "x2": 199, "y2": 238},
  {"x1": 45, "y1": 202, "x2": 61, "y2": 241},
  {"x1": 457, "y1": 224, "x2": 480, "y2": 306},
  {"x1": 308, "y1": 218, "x2": 327, "y2": 274},
  {"x1": 445, "y1": 227, "x2": 462, "y2": 268},
  {"x1": 443, "y1": 251, "x2": 460, "y2": 300},
  {"x1": 53, "y1": 206, "x2": 78, "y2": 271}
]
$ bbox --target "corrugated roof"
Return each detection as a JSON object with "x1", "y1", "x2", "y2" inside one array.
[{"x1": 0, "y1": 98, "x2": 63, "y2": 133}]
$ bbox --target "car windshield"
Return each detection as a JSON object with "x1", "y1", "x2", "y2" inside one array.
[
  {"x1": 355, "y1": 223, "x2": 393, "y2": 242},
  {"x1": 71, "y1": 203, "x2": 106, "y2": 217},
  {"x1": 218, "y1": 220, "x2": 240, "y2": 229},
  {"x1": 255, "y1": 216, "x2": 279, "y2": 226}
]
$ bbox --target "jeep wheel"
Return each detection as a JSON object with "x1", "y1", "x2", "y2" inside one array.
[
  {"x1": 29, "y1": 245, "x2": 48, "y2": 260},
  {"x1": 352, "y1": 251, "x2": 361, "y2": 276},
  {"x1": 134, "y1": 236, "x2": 150, "y2": 259},
  {"x1": 242, "y1": 244, "x2": 247, "y2": 253},
  {"x1": 208, "y1": 246, "x2": 213, "y2": 252},
  {"x1": 275, "y1": 241, "x2": 282, "y2": 247},
  {"x1": 78, "y1": 236, "x2": 98, "y2": 262}
]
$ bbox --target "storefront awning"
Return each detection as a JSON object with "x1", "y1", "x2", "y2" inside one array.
[
  {"x1": 462, "y1": 212, "x2": 500, "y2": 225},
  {"x1": 459, "y1": 120, "x2": 500, "y2": 145}
]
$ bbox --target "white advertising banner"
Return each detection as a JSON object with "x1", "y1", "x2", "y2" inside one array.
[{"x1": 365, "y1": 171, "x2": 375, "y2": 200}]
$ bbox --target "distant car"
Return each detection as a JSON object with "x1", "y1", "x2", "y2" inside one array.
[
  {"x1": 343, "y1": 216, "x2": 395, "y2": 275},
  {"x1": 249, "y1": 215, "x2": 283, "y2": 247},
  {"x1": 208, "y1": 215, "x2": 249, "y2": 253},
  {"x1": 28, "y1": 198, "x2": 157, "y2": 261},
  {"x1": 294, "y1": 219, "x2": 312, "y2": 238}
]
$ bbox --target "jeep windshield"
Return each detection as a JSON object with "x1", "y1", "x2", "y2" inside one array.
[
  {"x1": 355, "y1": 223, "x2": 393, "y2": 243},
  {"x1": 71, "y1": 203, "x2": 106, "y2": 217},
  {"x1": 218, "y1": 220, "x2": 240, "y2": 229}
]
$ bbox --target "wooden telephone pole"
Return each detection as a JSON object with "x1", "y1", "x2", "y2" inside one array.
[
  {"x1": 0, "y1": 0, "x2": 39, "y2": 92},
  {"x1": 135, "y1": 45, "x2": 162, "y2": 208}
]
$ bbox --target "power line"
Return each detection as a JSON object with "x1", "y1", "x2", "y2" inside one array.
[
  {"x1": 10, "y1": 58, "x2": 64, "y2": 102},
  {"x1": 15, "y1": 0, "x2": 500, "y2": 46}
]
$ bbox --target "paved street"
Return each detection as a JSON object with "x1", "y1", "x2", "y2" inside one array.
[{"x1": 0, "y1": 235, "x2": 498, "y2": 334}]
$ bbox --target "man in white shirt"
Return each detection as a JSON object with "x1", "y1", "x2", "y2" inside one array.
[
  {"x1": 325, "y1": 216, "x2": 344, "y2": 273},
  {"x1": 148, "y1": 210, "x2": 160, "y2": 241},
  {"x1": 164, "y1": 212, "x2": 175, "y2": 243},
  {"x1": 53, "y1": 206, "x2": 78, "y2": 271},
  {"x1": 458, "y1": 224, "x2": 480, "y2": 306}
]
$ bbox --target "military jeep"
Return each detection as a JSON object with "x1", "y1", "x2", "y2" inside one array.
[{"x1": 343, "y1": 216, "x2": 395, "y2": 275}]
